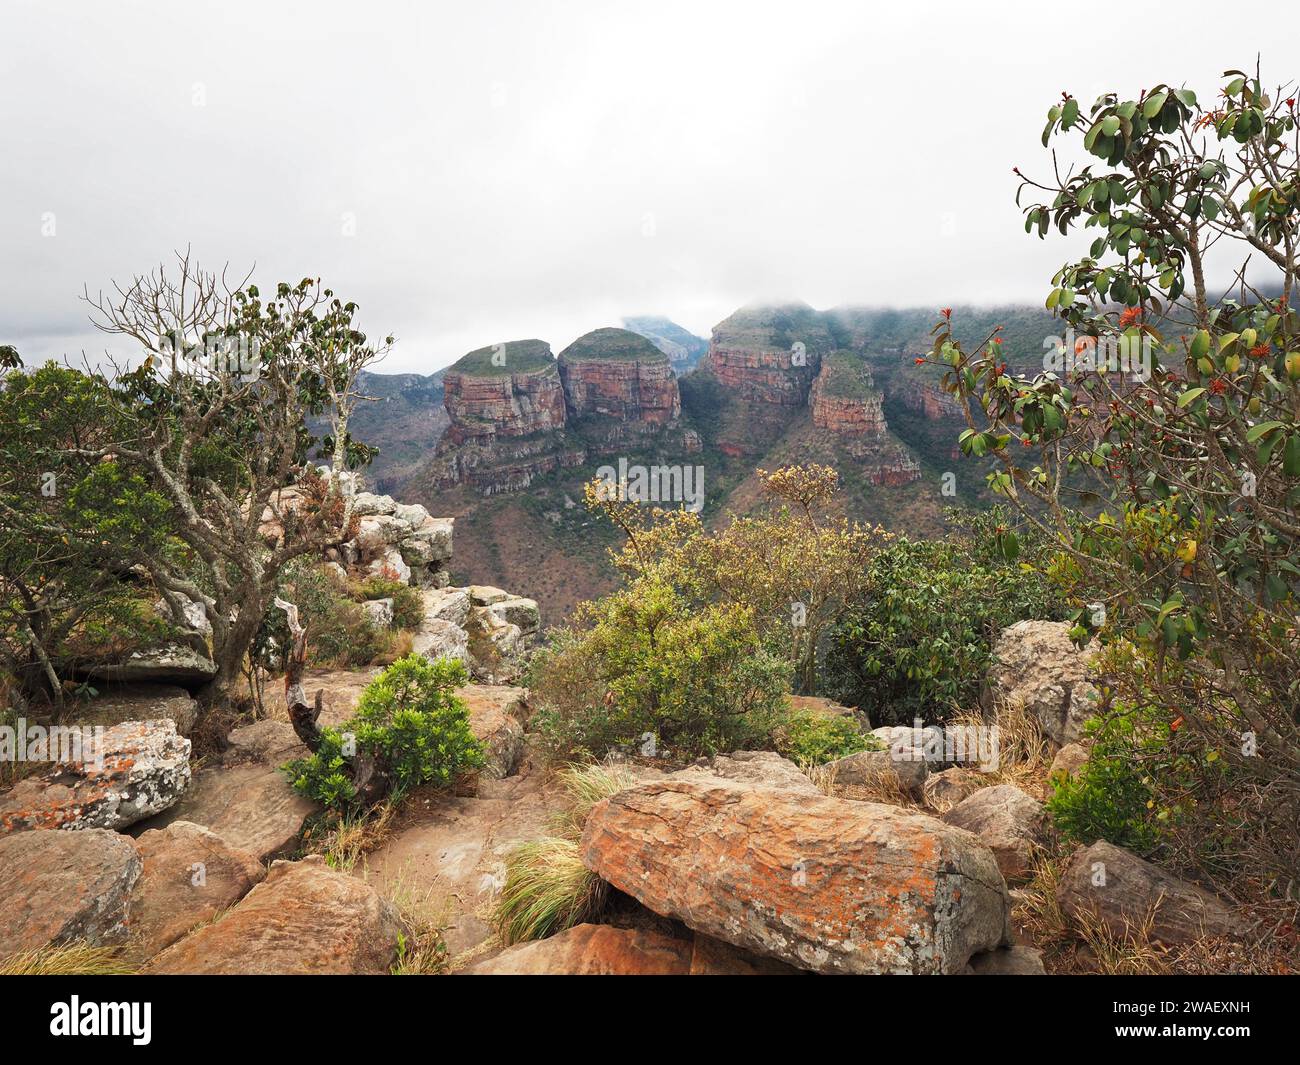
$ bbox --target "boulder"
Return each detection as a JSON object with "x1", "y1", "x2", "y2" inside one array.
[
  {"x1": 458, "y1": 684, "x2": 529, "y2": 779},
  {"x1": 405, "y1": 516, "x2": 454, "y2": 563},
  {"x1": 69, "y1": 683, "x2": 199, "y2": 737},
  {"x1": 463, "y1": 923, "x2": 695, "y2": 975},
  {"x1": 677, "y1": 750, "x2": 819, "y2": 796},
  {"x1": 0, "y1": 719, "x2": 191, "y2": 833},
  {"x1": 823, "y1": 748, "x2": 928, "y2": 797},
  {"x1": 1055, "y1": 841, "x2": 1236, "y2": 946},
  {"x1": 143, "y1": 855, "x2": 406, "y2": 974},
  {"x1": 688, "y1": 934, "x2": 803, "y2": 975},
  {"x1": 579, "y1": 777, "x2": 1009, "y2": 973},
  {"x1": 0, "y1": 829, "x2": 141, "y2": 960},
  {"x1": 964, "y1": 945, "x2": 1047, "y2": 975},
  {"x1": 421, "y1": 587, "x2": 472, "y2": 628},
  {"x1": 83, "y1": 643, "x2": 217, "y2": 685},
  {"x1": 411, "y1": 617, "x2": 470, "y2": 667},
  {"x1": 127, "y1": 821, "x2": 265, "y2": 961},
  {"x1": 469, "y1": 585, "x2": 510, "y2": 606},
  {"x1": 941, "y1": 784, "x2": 1047, "y2": 884},
  {"x1": 136, "y1": 762, "x2": 315, "y2": 862},
  {"x1": 351, "y1": 491, "x2": 398, "y2": 516},
  {"x1": 392, "y1": 501, "x2": 430, "y2": 528},
  {"x1": 361, "y1": 597, "x2": 394, "y2": 628},
  {"x1": 152, "y1": 593, "x2": 211, "y2": 637},
  {"x1": 924, "y1": 766, "x2": 985, "y2": 811},
  {"x1": 487, "y1": 595, "x2": 541, "y2": 635},
  {"x1": 367, "y1": 546, "x2": 411, "y2": 585},
  {"x1": 354, "y1": 513, "x2": 407, "y2": 554},
  {"x1": 1049, "y1": 742, "x2": 1090, "y2": 781},
  {"x1": 984, "y1": 620, "x2": 1101, "y2": 747}
]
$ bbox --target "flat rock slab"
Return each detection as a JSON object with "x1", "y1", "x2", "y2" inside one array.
[
  {"x1": 0, "y1": 829, "x2": 142, "y2": 961},
  {"x1": 364, "y1": 773, "x2": 569, "y2": 955},
  {"x1": 580, "y1": 777, "x2": 1009, "y2": 974},
  {"x1": 135, "y1": 762, "x2": 315, "y2": 862},
  {"x1": 464, "y1": 922, "x2": 694, "y2": 975},
  {"x1": 0, "y1": 719, "x2": 191, "y2": 833},
  {"x1": 66, "y1": 683, "x2": 199, "y2": 737},
  {"x1": 126, "y1": 820, "x2": 265, "y2": 962},
  {"x1": 143, "y1": 855, "x2": 406, "y2": 975},
  {"x1": 677, "y1": 750, "x2": 819, "y2": 796},
  {"x1": 1056, "y1": 840, "x2": 1236, "y2": 946}
]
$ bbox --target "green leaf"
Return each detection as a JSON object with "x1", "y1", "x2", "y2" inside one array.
[
  {"x1": 1177, "y1": 387, "x2": 1206, "y2": 408},
  {"x1": 1142, "y1": 91, "x2": 1168, "y2": 118}
]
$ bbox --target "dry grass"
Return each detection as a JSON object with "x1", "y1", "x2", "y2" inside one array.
[
  {"x1": 375, "y1": 629, "x2": 415, "y2": 666},
  {"x1": 493, "y1": 837, "x2": 606, "y2": 945},
  {"x1": 304, "y1": 801, "x2": 399, "y2": 872},
  {"x1": 381, "y1": 870, "x2": 451, "y2": 975},
  {"x1": 548, "y1": 761, "x2": 637, "y2": 837},
  {"x1": 832, "y1": 765, "x2": 918, "y2": 808},
  {"x1": 0, "y1": 942, "x2": 136, "y2": 976},
  {"x1": 944, "y1": 696, "x2": 1053, "y2": 799},
  {"x1": 799, "y1": 758, "x2": 839, "y2": 796}
]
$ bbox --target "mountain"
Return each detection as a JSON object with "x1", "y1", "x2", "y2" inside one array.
[
  {"x1": 343, "y1": 369, "x2": 450, "y2": 494},
  {"x1": 621, "y1": 316, "x2": 708, "y2": 374}
]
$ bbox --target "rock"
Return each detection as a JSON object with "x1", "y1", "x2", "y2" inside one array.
[
  {"x1": 688, "y1": 934, "x2": 803, "y2": 975},
  {"x1": 152, "y1": 593, "x2": 211, "y2": 636},
  {"x1": 469, "y1": 585, "x2": 510, "y2": 606},
  {"x1": 678, "y1": 750, "x2": 819, "y2": 796},
  {"x1": 0, "y1": 829, "x2": 142, "y2": 960},
  {"x1": 458, "y1": 684, "x2": 529, "y2": 779},
  {"x1": 84, "y1": 643, "x2": 217, "y2": 685},
  {"x1": 810, "y1": 352, "x2": 889, "y2": 435},
  {"x1": 127, "y1": 821, "x2": 264, "y2": 960},
  {"x1": 361, "y1": 597, "x2": 394, "y2": 628},
  {"x1": 702, "y1": 302, "x2": 832, "y2": 407},
  {"x1": 964, "y1": 945, "x2": 1047, "y2": 975},
  {"x1": 1049, "y1": 743, "x2": 1090, "y2": 781},
  {"x1": 143, "y1": 855, "x2": 406, "y2": 974},
  {"x1": 367, "y1": 546, "x2": 411, "y2": 585},
  {"x1": 352, "y1": 491, "x2": 397, "y2": 516},
  {"x1": 354, "y1": 513, "x2": 407, "y2": 554},
  {"x1": 0, "y1": 719, "x2": 191, "y2": 833},
  {"x1": 392, "y1": 501, "x2": 430, "y2": 528},
  {"x1": 70, "y1": 683, "x2": 199, "y2": 737},
  {"x1": 985, "y1": 620, "x2": 1102, "y2": 747},
  {"x1": 405, "y1": 516, "x2": 454, "y2": 562},
  {"x1": 823, "y1": 748, "x2": 928, "y2": 797},
  {"x1": 411, "y1": 617, "x2": 470, "y2": 667},
  {"x1": 941, "y1": 784, "x2": 1047, "y2": 884},
  {"x1": 136, "y1": 763, "x2": 315, "y2": 862},
  {"x1": 441, "y1": 343, "x2": 567, "y2": 441},
  {"x1": 579, "y1": 777, "x2": 1009, "y2": 974},
  {"x1": 873, "y1": 724, "x2": 946, "y2": 760},
  {"x1": 1055, "y1": 841, "x2": 1236, "y2": 947},
  {"x1": 557, "y1": 328, "x2": 682, "y2": 426},
  {"x1": 464, "y1": 923, "x2": 694, "y2": 975},
  {"x1": 222, "y1": 719, "x2": 309, "y2": 766},
  {"x1": 421, "y1": 587, "x2": 472, "y2": 628},
  {"x1": 923, "y1": 766, "x2": 985, "y2": 811},
  {"x1": 487, "y1": 595, "x2": 540, "y2": 635},
  {"x1": 322, "y1": 560, "x2": 350, "y2": 587}
]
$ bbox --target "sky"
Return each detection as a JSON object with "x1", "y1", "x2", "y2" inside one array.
[{"x1": 2, "y1": 1, "x2": 1297, "y2": 374}]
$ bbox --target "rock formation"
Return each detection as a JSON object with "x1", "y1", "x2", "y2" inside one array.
[
  {"x1": 441, "y1": 339, "x2": 567, "y2": 443},
  {"x1": 558, "y1": 328, "x2": 682, "y2": 426},
  {"x1": 810, "y1": 352, "x2": 888, "y2": 436},
  {"x1": 702, "y1": 301, "x2": 833, "y2": 407}
]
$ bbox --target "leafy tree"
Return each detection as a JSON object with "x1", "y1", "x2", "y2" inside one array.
[{"x1": 928, "y1": 65, "x2": 1300, "y2": 881}]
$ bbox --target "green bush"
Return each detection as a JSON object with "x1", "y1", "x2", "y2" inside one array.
[
  {"x1": 257, "y1": 560, "x2": 386, "y2": 668},
  {"x1": 354, "y1": 577, "x2": 424, "y2": 631},
  {"x1": 530, "y1": 580, "x2": 791, "y2": 762},
  {"x1": 773, "y1": 709, "x2": 879, "y2": 765},
  {"x1": 824, "y1": 510, "x2": 1061, "y2": 724},
  {"x1": 284, "y1": 653, "x2": 485, "y2": 810}
]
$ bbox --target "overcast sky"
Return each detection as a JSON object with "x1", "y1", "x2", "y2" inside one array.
[{"x1": 2, "y1": 1, "x2": 1296, "y2": 373}]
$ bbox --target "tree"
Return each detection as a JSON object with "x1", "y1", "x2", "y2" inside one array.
[
  {"x1": 927, "y1": 66, "x2": 1300, "y2": 880},
  {"x1": 72, "y1": 251, "x2": 390, "y2": 711}
]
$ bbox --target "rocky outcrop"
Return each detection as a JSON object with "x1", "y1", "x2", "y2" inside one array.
[
  {"x1": 0, "y1": 829, "x2": 142, "y2": 960},
  {"x1": 810, "y1": 352, "x2": 888, "y2": 435},
  {"x1": 984, "y1": 620, "x2": 1102, "y2": 748},
  {"x1": 126, "y1": 821, "x2": 265, "y2": 961},
  {"x1": 894, "y1": 373, "x2": 964, "y2": 421},
  {"x1": 442, "y1": 340, "x2": 567, "y2": 442},
  {"x1": 0, "y1": 719, "x2": 191, "y2": 834},
  {"x1": 703, "y1": 302, "x2": 833, "y2": 407},
  {"x1": 69, "y1": 683, "x2": 199, "y2": 737},
  {"x1": 558, "y1": 328, "x2": 682, "y2": 426},
  {"x1": 1056, "y1": 841, "x2": 1236, "y2": 946},
  {"x1": 143, "y1": 855, "x2": 407, "y2": 975},
  {"x1": 82, "y1": 643, "x2": 217, "y2": 686},
  {"x1": 941, "y1": 784, "x2": 1048, "y2": 884},
  {"x1": 579, "y1": 776, "x2": 1009, "y2": 974}
]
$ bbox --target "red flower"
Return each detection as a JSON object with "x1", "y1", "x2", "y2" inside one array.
[
  {"x1": 1250, "y1": 343, "x2": 1271, "y2": 357},
  {"x1": 993, "y1": 337, "x2": 1003, "y2": 345},
  {"x1": 1118, "y1": 307, "x2": 1142, "y2": 327},
  {"x1": 1289, "y1": 98, "x2": 1296, "y2": 108},
  {"x1": 914, "y1": 357, "x2": 925, "y2": 364},
  {"x1": 1209, "y1": 377, "x2": 1227, "y2": 394},
  {"x1": 940, "y1": 307, "x2": 952, "y2": 319}
]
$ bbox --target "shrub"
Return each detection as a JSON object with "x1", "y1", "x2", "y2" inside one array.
[
  {"x1": 530, "y1": 581, "x2": 791, "y2": 762},
  {"x1": 824, "y1": 509, "x2": 1061, "y2": 724},
  {"x1": 354, "y1": 577, "x2": 424, "y2": 631},
  {"x1": 772, "y1": 709, "x2": 877, "y2": 766},
  {"x1": 257, "y1": 560, "x2": 386, "y2": 668},
  {"x1": 284, "y1": 653, "x2": 484, "y2": 810}
]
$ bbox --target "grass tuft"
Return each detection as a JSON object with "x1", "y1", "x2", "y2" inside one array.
[
  {"x1": 0, "y1": 943, "x2": 136, "y2": 976},
  {"x1": 494, "y1": 837, "x2": 606, "y2": 945}
]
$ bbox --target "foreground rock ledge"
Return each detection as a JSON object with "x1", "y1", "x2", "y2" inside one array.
[{"x1": 579, "y1": 778, "x2": 1009, "y2": 974}]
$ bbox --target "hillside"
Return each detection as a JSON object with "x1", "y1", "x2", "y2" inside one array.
[{"x1": 621, "y1": 316, "x2": 708, "y2": 373}]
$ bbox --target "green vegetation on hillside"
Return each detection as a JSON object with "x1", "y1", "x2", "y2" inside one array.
[
  {"x1": 559, "y1": 327, "x2": 668, "y2": 363},
  {"x1": 817, "y1": 350, "x2": 878, "y2": 399},
  {"x1": 449, "y1": 338, "x2": 554, "y2": 377}
]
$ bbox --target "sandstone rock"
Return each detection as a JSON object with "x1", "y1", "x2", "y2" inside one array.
[
  {"x1": 469, "y1": 584, "x2": 510, "y2": 606},
  {"x1": 411, "y1": 617, "x2": 470, "y2": 667},
  {"x1": 458, "y1": 684, "x2": 529, "y2": 779},
  {"x1": 702, "y1": 302, "x2": 832, "y2": 407},
  {"x1": 223, "y1": 719, "x2": 309, "y2": 766},
  {"x1": 367, "y1": 546, "x2": 411, "y2": 585},
  {"x1": 941, "y1": 784, "x2": 1047, "y2": 884},
  {"x1": 923, "y1": 766, "x2": 986, "y2": 811},
  {"x1": 422, "y1": 586, "x2": 472, "y2": 628},
  {"x1": 677, "y1": 750, "x2": 819, "y2": 796},
  {"x1": 127, "y1": 821, "x2": 264, "y2": 960},
  {"x1": 1049, "y1": 742, "x2": 1090, "y2": 781},
  {"x1": 405, "y1": 516, "x2": 454, "y2": 562},
  {"x1": 580, "y1": 777, "x2": 1009, "y2": 973},
  {"x1": 0, "y1": 719, "x2": 191, "y2": 833},
  {"x1": 810, "y1": 352, "x2": 888, "y2": 435},
  {"x1": 354, "y1": 513, "x2": 407, "y2": 554},
  {"x1": 392, "y1": 501, "x2": 430, "y2": 528},
  {"x1": 0, "y1": 829, "x2": 141, "y2": 960},
  {"x1": 441, "y1": 342, "x2": 567, "y2": 441},
  {"x1": 143, "y1": 855, "x2": 406, "y2": 974},
  {"x1": 71, "y1": 683, "x2": 199, "y2": 737},
  {"x1": 487, "y1": 595, "x2": 540, "y2": 634},
  {"x1": 464, "y1": 923, "x2": 694, "y2": 975},
  {"x1": 352, "y1": 491, "x2": 397, "y2": 516},
  {"x1": 84, "y1": 643, "x2": 217, "y2": 685},
  {"x1": 823, "y1": 748, "x2": 928, "y2": 797},
  {"x1": 964, "y1": 945, "x2": 1047, "y2": 975},
  {"x1": 985, "y1": 620, "x2": 1102, "y2": 747},
  {"x1": 1056, "y1": 841, "x2": 1236, "y2": 946},
  {"x1": 558, "y1": 328, "x2": 682, "y2": 426},
  {"x1": 361, "y1": 597, "x2": 394, "y2": 628},
  {"x1": 137, "y1": 762, "x2": 315, "y2": 862},
  {"x1": 688, "y1": 933, "x2": 803, "y2": 974}
]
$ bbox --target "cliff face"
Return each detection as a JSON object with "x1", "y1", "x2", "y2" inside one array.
[
  {"x1": 893, "y1": 374, "x2": 963, "y2": 421},
  {"x1": 703, "y1": 302, "x2": 833, "y2": 407},
  {"x1": 441, "y1": 340, "x2": 566, "y2": 444},
  {"x1": 559, "y1": 328, "x2": 681, "y2": 426},
  {"x1": 810, "y1": 353, "x2": 888, "y2": 436}
]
